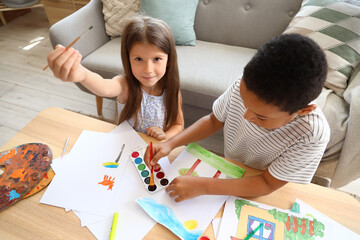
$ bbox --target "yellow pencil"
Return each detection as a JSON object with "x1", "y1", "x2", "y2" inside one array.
[{"x1": 42, "y1": 25, "x2": 93, "y2": 71}]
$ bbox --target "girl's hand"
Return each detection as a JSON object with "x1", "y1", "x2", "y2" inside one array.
[
  {"x1": 146, "y1": 127, "x2": 166, "y2": 140},
  {"x1": 47, "y1": 45, "x2": 86, "y2": 83},
  {"x1": 166, "y1": 176, "x2": 206, "y2": 202}
]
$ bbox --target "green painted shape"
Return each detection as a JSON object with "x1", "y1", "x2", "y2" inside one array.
[
  {"x1": 186, "y1": 143, "x2": 245, "y2": 178},
  {"x1": 319, "y1": 25, "x2": 360, "y2": 42},
  {"x1": 268, "y1": 207, "x2": 325, "y2": 239},
  {"x1": 310, "y1": 8, "x2": 350, "y2": 23},
  {"x1": 178, "y1": 168, "x2": 199, "y2": 176},
  {"x1": 234, "y1": 199, "x2": 258, "y2": 219},
  {"x1": 268, "y1": 209, "x2": 289, "y2": 223},
  {"x1": 306, "y1": 213, "x2": 315, "y2": 218},
  {"x1": 313, "y1": 218, "x2": 325, "y2": 237},
  {"x1": 285, "y1": 229, "x2": 316, "y2": 240},
  {"x1": 290, "y1": 202, "x2": 300, "y2": 214}
]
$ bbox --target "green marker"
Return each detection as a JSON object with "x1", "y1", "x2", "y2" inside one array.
[
  {"x1": 109, "y1": 212, "x2": 118, "y2": 240},
  {"x1": 244, "y1": 222, "x2": 263, "y2": 240}
]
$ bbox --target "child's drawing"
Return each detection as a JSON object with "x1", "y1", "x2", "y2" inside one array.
[
  {"x1": 136, "y1": 197, "x2": 203, "y2": 240},
  {"x1": 136, "y1": 143, "x2": 245, "y2": 240},
  {"x1": 218, "y1": 197, "x2": 327, "y2": 240},
  {"x1": 98, "y1": 175, "x2": 115, "y2": 190},
  {"x1": 234, "y1": 199, "x2": 324, "y2": 240}
]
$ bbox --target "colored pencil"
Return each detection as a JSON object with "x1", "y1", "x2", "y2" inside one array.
[
  {"x1": 149, "y1": 142, "x2": 154, "y2": 186},
  {"x1": 244, "y1": 223, "x2": 263, "y2": 240},
  {"x1": 42, "y1": 25, "x2": 93, "y2": 71},
  {"x1": 109, "y1": 212, "x2": 118, "y2": 240}
]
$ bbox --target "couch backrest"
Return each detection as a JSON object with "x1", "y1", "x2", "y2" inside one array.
[{"x1": 194, "y1": 0, "x2": 303, "y2": 49}]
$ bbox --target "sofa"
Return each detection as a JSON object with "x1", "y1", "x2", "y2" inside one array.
[{"x1": 48, "y1": 0, "x2": 360, "y2": 188}]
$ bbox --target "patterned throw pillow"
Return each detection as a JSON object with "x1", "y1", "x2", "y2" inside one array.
[
  {"x1": 284, "y1": 0, "x2": 360, "y2": 97},
  {"x1": 102, "y1": 0, "x2": 140, "y2": 37}
]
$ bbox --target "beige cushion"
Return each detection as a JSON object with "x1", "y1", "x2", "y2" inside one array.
[
  {"x1": 283, "y1": 0, "x2": 360, "y2": 97},
  {"x1": 102, "y1": 0, "x2": 140, "y2": 37}
]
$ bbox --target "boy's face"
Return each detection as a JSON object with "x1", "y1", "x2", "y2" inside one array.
[{"x1": 239, "y1": 80, "x2": 299, "y2": 130}]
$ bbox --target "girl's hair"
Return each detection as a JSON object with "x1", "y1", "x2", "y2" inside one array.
[{"x1": 119, "y1": 16, "x2": 180, "y2": 130}]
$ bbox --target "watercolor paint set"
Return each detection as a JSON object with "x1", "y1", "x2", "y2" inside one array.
[{"x1": 130, "y1": 145, "x2": 169, "y2": 193}]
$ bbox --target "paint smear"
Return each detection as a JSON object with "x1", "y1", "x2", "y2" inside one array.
[
  {"x1": 184, "y1": 219, "x2": 198, "y2": 230},
  {"x1": 186, "y1": 143, "x2": 245, "y2": 178},
  {"x1": 98, "y1": 175, "x2": 115, "y2": 190}
]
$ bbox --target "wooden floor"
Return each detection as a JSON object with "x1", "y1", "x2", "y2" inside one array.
[
  {"x1": 0, "y1": 8, "x2": 118, "y2": 148},
  {"x1": 1, "y1": 8, "x2": 359, "y2": 201}
]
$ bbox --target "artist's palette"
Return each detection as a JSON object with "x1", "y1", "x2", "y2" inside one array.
[
  {"x1": 130, "y1": 145, "x2": 169, "y2": 193},
  {"x1": 0, "y1": 143, "x2": 53, "y2": 211}
]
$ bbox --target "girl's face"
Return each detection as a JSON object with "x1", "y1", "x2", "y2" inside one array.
[{"x1": 129, "y1": 42, "x2": 168, "y2": 95}]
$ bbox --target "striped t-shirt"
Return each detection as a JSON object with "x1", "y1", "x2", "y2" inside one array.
[{"x1": 213, "y1": 79, "x2": 330, "y2": 184}]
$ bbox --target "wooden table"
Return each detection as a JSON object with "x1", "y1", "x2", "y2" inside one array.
[{"x1": 1, "y1": 107, "x2": 359, "y2": 239}]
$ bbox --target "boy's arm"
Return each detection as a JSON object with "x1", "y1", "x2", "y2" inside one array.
[
  {"x1": 166, "y1": 169, "x2": 288, "y2": 202},
  {"x1": 146, "y1": 113, "x2": 224, "y2": 168}
]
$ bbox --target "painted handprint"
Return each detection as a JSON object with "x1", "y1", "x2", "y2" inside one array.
[{"x1": 98, "y1": 175, "x2": 115, "y2": 190}]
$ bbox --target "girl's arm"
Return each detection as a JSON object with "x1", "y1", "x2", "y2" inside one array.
[
  {"x1": 47, "y1": 45, "x2": 127, "y2": 98},
  {"x1": 163, "y1": 91, "x2": 185, "y2": 139}
]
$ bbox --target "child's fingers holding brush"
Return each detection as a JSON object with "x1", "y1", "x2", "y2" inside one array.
[{"x1": 46, "y1": 44, "x2": 65, "y2": 71}]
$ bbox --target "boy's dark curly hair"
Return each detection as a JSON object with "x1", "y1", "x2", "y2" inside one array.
[{"x1": 243, "y1": 34, "x2": 327, "y2": 114}]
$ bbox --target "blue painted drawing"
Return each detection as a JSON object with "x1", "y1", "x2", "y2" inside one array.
[{"x1": 136, "y1": 197, "x2": 203, "y2": 240}]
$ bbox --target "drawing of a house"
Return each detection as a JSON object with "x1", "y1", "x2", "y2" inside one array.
[
  {"x1": 233, "y1": 201, "x2": 325, "y2": 240},
  {"x1": 237, "y1": 205, "x2": 285, "y2": 239}
]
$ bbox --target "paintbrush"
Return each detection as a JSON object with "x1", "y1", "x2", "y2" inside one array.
[
  {"x1": 149, "y1": 142, "x2": 155, "y2": 187},
  {"x1": 42, "y1": 25, "x2": 93, "y2": 71},
  {"x1": 115, "y1": 144, "x2": 125, "y2": 163}
]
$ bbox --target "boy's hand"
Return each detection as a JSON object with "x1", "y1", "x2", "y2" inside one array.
[
  {"x1": 144, "y1": 141, "x2": 173, "y2": 170},
  {"x1": 166, "y1": 176, "x2": 206, "y2": 202},
  {"x1": 146, "y1": 127, "x2": 165, "y2": 140},
  {"x1": 47, "y1": 45, "x2": 86, "y2": 83}
]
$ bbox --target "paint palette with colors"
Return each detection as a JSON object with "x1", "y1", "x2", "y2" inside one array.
[{"x1": 130, "y1": 146, "x2": 169, "y2": 193}]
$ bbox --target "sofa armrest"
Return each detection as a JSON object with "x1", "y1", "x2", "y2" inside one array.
[
  {"x1": 48, "y1": 0, "x2": 110, "y2": 58},
  {"x1": 344, "y1": 64, "x2": 360, "y2": 104}
]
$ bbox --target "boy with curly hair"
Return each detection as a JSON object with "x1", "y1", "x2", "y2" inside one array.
[{"x1": 147, "y1": 34, "x2": 330, "y2": 202}]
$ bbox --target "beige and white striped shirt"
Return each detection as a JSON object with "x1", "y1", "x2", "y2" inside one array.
[{"x1": 213, "y1": 79, "x2": 330, "y2": 184}]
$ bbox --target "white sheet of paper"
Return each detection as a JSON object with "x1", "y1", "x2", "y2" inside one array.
[
  {"x1": 40, "y1": 122, "x2": 146, "y2": 215},
  {"x1": 217, "y1": 196, "x2": 242, "y2": 240},
  {"x1": 137, "y1": 148, "x2": 229, "y2": 240},
  {"x1": 41, "y1": 133, "x2": 127, "y2": 215},
  {"x1": 212, "y1": 217, "x2": 222, "y2": 240},
  {"x1": 85, "y1": 156, "x2": 171, "y2": 240}
]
